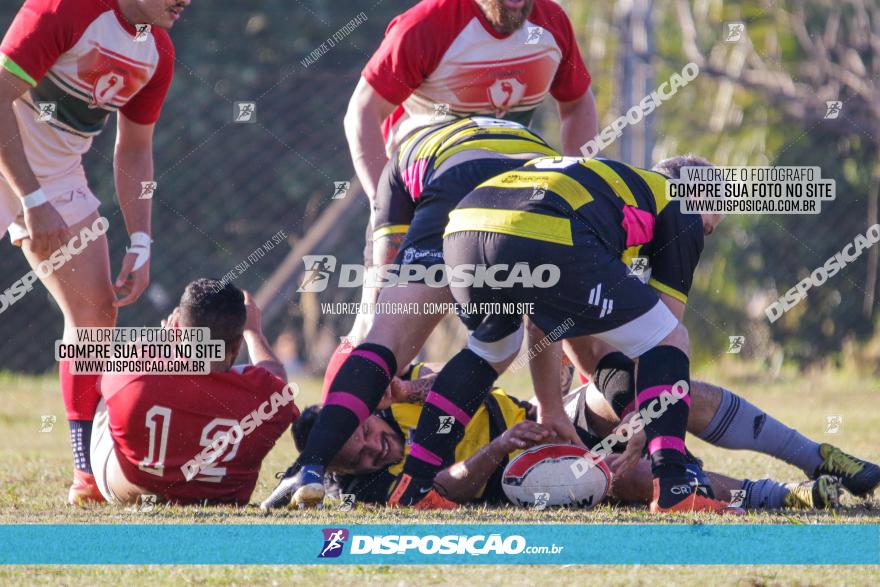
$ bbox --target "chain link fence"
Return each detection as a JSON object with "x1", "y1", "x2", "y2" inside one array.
[{"x1": 1, "y1": 0, "x2": 878, "y2": 375}]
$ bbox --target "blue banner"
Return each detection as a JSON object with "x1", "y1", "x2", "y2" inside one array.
[{"x1": 0, "y1": 524, "x2": 876, "y2": 565}]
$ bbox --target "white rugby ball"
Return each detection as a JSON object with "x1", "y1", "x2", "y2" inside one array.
[{"x1": 502, "y1": 444, "x2": 611, "y2": 509}]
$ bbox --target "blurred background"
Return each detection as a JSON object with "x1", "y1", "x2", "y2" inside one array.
[{"x1": 1, "y1": 0, "x2": 878, "y2": 377}]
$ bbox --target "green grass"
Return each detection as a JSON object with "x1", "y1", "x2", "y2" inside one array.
[{"x1": 0, "y1": 362, "x2": 878, "y2": 584}]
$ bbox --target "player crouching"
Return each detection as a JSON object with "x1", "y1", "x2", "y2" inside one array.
[{"x1": 88, "y1": 279, "x2": 299, "y2": 506}]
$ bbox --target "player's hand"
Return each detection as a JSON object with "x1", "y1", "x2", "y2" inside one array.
[
  {"x1": 537, "y1": 407, "x2": 584, "y2": 447},
  {"x1": 607, "y1": 429, "x2": 646, "y2": 477},
  {"x1": 243, "y1": 291, "x2": 263, "y2": 333},
  {"x1": 23, "y1": 203, "x2": 69, "y2": 256},
  {"x1": 495, "y1": 421, "x2": 552, "y2": 453},
  {"x1": 161, "y1": 306, "x2": 180, "y2": 329},
  {"x1": 114, "y1": 255, "x2": 149, "y2": 307},
  {"x1": 389, "y1": 371, "x2": 437, "y2": 404}
]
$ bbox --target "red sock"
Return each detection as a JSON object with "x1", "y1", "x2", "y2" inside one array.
[
  {"x1": 59, "y1": 361, "x2": 102, "y2": 420},
  {"x1": 321, "y1": 339, "x2": 355, "y2": 403}
]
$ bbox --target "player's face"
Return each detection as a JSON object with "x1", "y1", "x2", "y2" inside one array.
[
  {"x1": 136, "y1": 0, "x2": 190, "y2": 29},
  {"x1": 477, "y1": 0, "x2": 535, "y2": 35},
  {"x1": 332, "y1": 416, "x2": 404, "y2": 475}
]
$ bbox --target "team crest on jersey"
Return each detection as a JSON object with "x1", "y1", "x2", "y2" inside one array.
[
  {"x1": 488, "y1": 78, "x2": 525, "y2": 115},
  {"x1": 77, "y1": 48, "x2": 150, "y2": 108}
]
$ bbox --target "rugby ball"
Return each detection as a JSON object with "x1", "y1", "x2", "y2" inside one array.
[{"x1": 502, "y1": 444, "x2": 611, "y2": 509}]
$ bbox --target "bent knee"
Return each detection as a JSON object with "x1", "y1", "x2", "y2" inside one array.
[{"x1": 659, "y1": 323, "x2": 689, "y2": 355}]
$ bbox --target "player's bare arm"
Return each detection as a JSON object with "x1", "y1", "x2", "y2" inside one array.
[
  {"x1": 344, "y1": 77, "x2": 396, "y2": 201},
  {"x1": 113, "y1": 114, "x2": 155, "y2": 306},
  {"x1": 527, "y1": 322, "x2": 582, "y2": 446},
  {"x1": 0, "y1": 68, "x2": 68, "y2": 255},
  {"x1": 241, "y1": 291, "x2": 287, "y2": 381},
  {"x1": 558, "y1": 89, "x2": 599, "y2": 156},
  {"x1": 435, "y1": 420, "x2": 551, "y2": 502}
]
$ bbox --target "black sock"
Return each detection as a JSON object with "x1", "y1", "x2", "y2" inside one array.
[
  {"x1": 403, "y1": 349, "x2": 498, "y2": 480},
  {"x1": 298, "y1": 343, "x2": 397, "y2": 467},
  {"x1": 636, "y1": 346, "x2": 691, "y2": 480},
  {"x1": 69, "y1": 420, "x2": 92, "y2": 474},
  {"x1": 594, "y1": 352, "x2": 636, "y2": 418}
]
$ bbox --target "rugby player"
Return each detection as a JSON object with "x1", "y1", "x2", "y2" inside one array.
[
  {"x1": 294, "y1": 363, "x2": 842, "y2": 511},
  {"x1": 262, "y1": 117, "x2": 562, "y2": 510},
  {"x1": 91, "y1": 279, "x2": 300, "y2": 505},
  {"x1": 552, "y1": 156, "x2": 880, "y2": 498},
  {"x1": 381, "y1": 154, "x2": 734, "y2": 512},
  {"x1": 0, "y1": 0, "x2": 185, "y2": 503},
  {"x1": 335, "y1": 0, "x2": 599, "y2": 376}
]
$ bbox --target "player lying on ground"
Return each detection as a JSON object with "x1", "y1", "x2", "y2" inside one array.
[
  {"x1": 338, "y1": 0, "x2": 598, "y2": 353},
  {"x1": 318, "y1": 115, "x2": 557, "y2": 400},
  {"x1": 377, "y1": 153, "x2": 735, "y2": 513},
  {"x1": 0, "y1": 0, "x2": 185, "y2": 504},
  {"x1": 294, "y1": 362, "x2": 842, "y2": 511},
  {"x1": 562, "y1": 339, "x2": 880, "y2": 499},
  {"x1": 262, "y1": 117, "x2": 560, "y2": 509},
  {"x1": 90, "y1": 279, "x2": 299, "y2": 506}
]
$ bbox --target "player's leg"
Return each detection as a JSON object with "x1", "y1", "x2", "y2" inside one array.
[
  {"x1": 263, "y1": 282, "x2": 452, "y2": 510},
  {"x1": 391, "y1": 314, "x2": 523, "y2": 507},
  {"x1": 388, "y1": 230, "x2": 526, "y2": 507},
  {"x1": 323, "y1": 162, "x2": 415, "y2": 398},
  {"x1": 706, "y1": 472, "x2": 841, "y2": 511},
  {"x1": 19, "y1": 209, "x2": 115, "y2": 504},
  {"x1": 692, "y1": 381, "x2": 880, "y2": 497}
]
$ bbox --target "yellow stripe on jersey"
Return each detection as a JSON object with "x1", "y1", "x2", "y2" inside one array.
[
  {"x1": 397, "y1": 125, "x2": 440, "y2": 164},
  {"x1": 445, "y1": 208, "x2": 573, "y2": 246},
  {"x1": 630, "y1": 166, "x2": 672, "y2": 214},
  {"x1": 621, "y1": 245, "x2": 643, "y2": 267},
  {"x1": 580, "y1": 159, "x2": 638, "y2": 207},
  {"x1": 436, "y1": 125, "x2": 548, "y2": 154},
  {"x1": 386, "y1": 388, "x2": 528, "y2": 497},
  {"x1": 648, "y1": 277, "x2": 688, "y2": 303},
  {"x1": 433, "y1": 139, "x2": 557, "y2": 169},
  {"x1": 479, "y1": 171, "x2": 594, "y2": 210},
  {"x1": 414, "y1": 118, "x2": 474, "y2": 163},
  {"x1": 372, "y1": 224, "x2": 410, "y2": 239}
]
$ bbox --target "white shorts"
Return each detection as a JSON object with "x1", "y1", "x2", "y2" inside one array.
[
  {"x1": 91, "y1": 399, "x2": 149, "y2": 504},
  {"x1": 593, "y1": 301, "x2": 679, "y2": 359},
  {"x1": 0, "y1": 176, "x2": 101, "y2": 245}
]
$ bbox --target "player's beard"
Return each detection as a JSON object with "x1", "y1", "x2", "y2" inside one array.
[{"x1": 477, "y1": 0, "x2": 535, "y2": 35}]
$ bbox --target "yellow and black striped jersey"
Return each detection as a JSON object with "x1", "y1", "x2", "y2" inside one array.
[
  {"x1": 338, "y1": 363, "x2": 533, "y2": 504},
  {"x1": 443, "y1": 155, "x2": 705, "y2": 302},
  {"x1": 372, "y1": 116, "x2": 559, "y2": 242}
]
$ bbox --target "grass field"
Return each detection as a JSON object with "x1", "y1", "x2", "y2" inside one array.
[{"x1": 1, "y1": 361, "x2": 877, "y2": 585}]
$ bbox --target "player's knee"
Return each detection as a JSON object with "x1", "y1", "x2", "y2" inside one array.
[
  {"x1": 658, "y1": 322, "x2": 689, "y2": 355},
  {"x1": 70, "y1": 286, "x2": 117, "y2": 326}
]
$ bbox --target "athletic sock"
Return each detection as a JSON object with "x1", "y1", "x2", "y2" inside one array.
[
  {"x1": 68, "y1": 420, "x2": 93, "y2": 474},
  {"x1": 636, "y1": 346, "x2": 691, "y2": 493},
  {"x1": 402, "y1": 349, "x2": 499, "y2": 481},
  {"x1": 298, "y1": 342, "x2": 397, "y2": 467},
  {"x1": 320, "y1": 338, "x2": 355, "y2": 402},
  {"x1": 594, "y1": 351, "x2": 636, "y2": 418},
  {"x1": 59, "y1": 361, "x2": 101, "y2": 473},
  {"x1": 741, "y1": 478, "x2": 789, "y2": 510},
  {"x1": 698, "y1": 387, "x2": 823, "y2": 477}
]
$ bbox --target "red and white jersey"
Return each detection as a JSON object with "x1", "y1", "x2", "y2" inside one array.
[
  {"x1": 0, "y1": 0, "x2": 173, "y2": 194},
  {"x1": 364, "y1": 0, "x2": 590, "y2": 155},
  {"x1": 101, "y1": 366, "x2": 299, "y2": 505}
]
